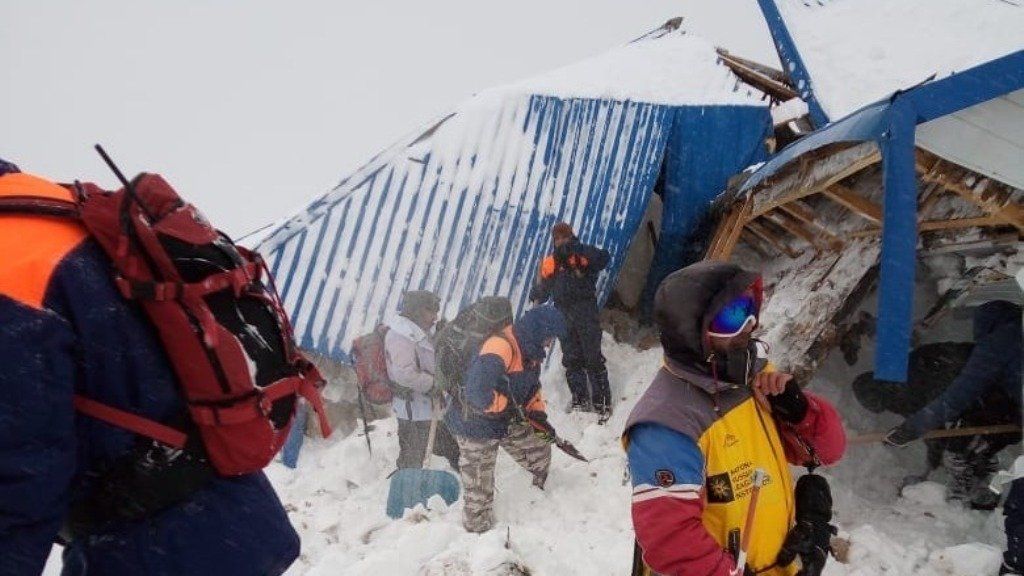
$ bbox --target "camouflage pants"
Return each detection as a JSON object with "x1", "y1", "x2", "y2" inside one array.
[{"x1": 455, "y1": 422, "x2": 551, "y2": 533}]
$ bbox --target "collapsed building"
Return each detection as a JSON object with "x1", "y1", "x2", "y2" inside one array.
[{"x1": 254, "y1": 1, "x2": 1022, "y2": 410}]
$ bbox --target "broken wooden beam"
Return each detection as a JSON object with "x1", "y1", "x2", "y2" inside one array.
[
  {"x1": 746, "y1": 220, "x2": 802, "y2": 258},
  {"x1": 764, "y1": 211, "x2": 829, "y2": 252},
  {"x1": 706, "y1": 196, "x2": 752, "y2": 261},
  {"x1": 849, "y1": 215, "x2": 1009, "y2": 237},
  {"x1": 777, "y1": 203, "x2": 844, "y2": 250},
  {"x1": 715, "y1": 49, "x2": 797, "y2": 102},
  {"x1": 822, "y1": 184, "x2": 883, "y2": 225},
  {"x1": 919, "y1": 171, "x2": 1024, "y2": 232},
  {"x1": 749, "y1": 141, "x2": 882, "y2": 220}
]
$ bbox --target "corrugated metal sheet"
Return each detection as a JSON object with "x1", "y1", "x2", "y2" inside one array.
[{"x1": 259, "y1": 94, "x2": 674, "y2": 360}]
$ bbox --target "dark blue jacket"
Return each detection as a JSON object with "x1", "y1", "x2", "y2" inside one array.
[
  {"x1": 0, "y1": 172, "x2": 298, "y2": 576},
  {"x1": 530, "y1": 239, "x2": 609, "y2": 307},
  {"x1": 902, "y1": 300, "x2": 1022, "y2": 438},
  {"x1": 445, "y1": 306, "x2": 566, "y2": 439}
]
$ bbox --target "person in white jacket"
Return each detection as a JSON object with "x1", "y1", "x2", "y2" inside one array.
[{"x1": 385, "y1": 290, "x2": 460, "y2": 471}]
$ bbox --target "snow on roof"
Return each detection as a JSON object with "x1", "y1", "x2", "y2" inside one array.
[
  {"x1": 490, "y1": 28, "x2": 767, "y2": 107},
  {"x1": 774, "y1": 0, "x2": 1024, "y2": 119}
]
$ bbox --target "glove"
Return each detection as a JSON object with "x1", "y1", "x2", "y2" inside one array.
[
  {"x1": 766, "y1": 378, "x2": 809, "y2": 424},
  {"x1": 883, "y1": 422, "x2": 919, "y2": 447},
  {"x1": 525, "y1": 409, "x2": 557, "y2": 443},
  {"x1": 777, "y1": 474, "x2": 836, "y2": 576}
]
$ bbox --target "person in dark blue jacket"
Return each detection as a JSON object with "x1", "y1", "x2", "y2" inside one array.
[
  {"x1": 530, "y1": 222, "x2": 612, "y2": 417},
  {"x1": 0, "y1": 163, "x2": 299, "y2": 576},
  {"x1": 445, "y1": 305, "x2": 566, "y2": 533},
  {"x1": 885, "y1": 300, "x2": 1022, "y2": 507}
]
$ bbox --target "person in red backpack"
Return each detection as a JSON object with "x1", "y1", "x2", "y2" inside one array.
[
  {"x1": 386, "y1": 290, "x2": 460, "y2": 471},
  {"x1": 0, "y1": 161, "x2": 299, "y2": 576}
]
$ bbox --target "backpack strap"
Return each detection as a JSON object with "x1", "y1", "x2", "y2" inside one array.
[{"x1": 73, "y1": 395, "x2": 187, "y2": 450}]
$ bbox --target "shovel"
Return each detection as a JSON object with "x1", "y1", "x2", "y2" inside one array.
[{"x1": 386, "y1": 400, "x2": 461, "y2": 519}]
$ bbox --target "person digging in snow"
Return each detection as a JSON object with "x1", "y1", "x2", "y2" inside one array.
[
  {"x1": 623, "y1": 261, "x2": 846, "y2": 576},
  {"x1": 854, "y1": 339, "x2": 1021, "y2": 508},
  {"x1": 530, "y1": 222, "x2": 613, "y2": 419},
  {"x1": 386, "y1": 290, "x2": 461, "y2": 471},
  {"x1": 444, "y1": 305, "x2": 566, "y2": 533},
  {"x1": 882, "y1": 300, "x2": 1022, "y2": 509}
]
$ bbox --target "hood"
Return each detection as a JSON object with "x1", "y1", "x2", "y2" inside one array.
[
  {"x1": 974, "y1": 300, "x2": 1022, "y2": 340},
  {"x1": 513, "y1": 305, "x2": 567, "y2": 361},
  {"x1": 654, "y1": 260, "x2": 761, "y2": 363}
]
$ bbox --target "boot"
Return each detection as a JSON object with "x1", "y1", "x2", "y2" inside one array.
[
  {"x1": 588, "y1": 367, "x2": 612, "y2": 423},
  {"x1": 969, "y1": 454, "x2": 1001, "y2": 510},
  {"x1": 565, "y1": 370, "x2": 590, "y2": 412},
  {"x1": 943, "y1": 451, "x2": 976, "y2": 503}
]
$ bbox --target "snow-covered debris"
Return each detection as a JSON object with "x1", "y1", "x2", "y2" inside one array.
[{"x1": 267, "y1": 333, "x2": 1011, "y2": 575}]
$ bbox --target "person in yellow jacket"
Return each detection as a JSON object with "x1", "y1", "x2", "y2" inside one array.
[{"x1": 623, "y1": 262, "x2": 846, "y2": 575}]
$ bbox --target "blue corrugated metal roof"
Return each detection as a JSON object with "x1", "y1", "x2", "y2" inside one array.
[{"x1": 259, "y1": 94, "x2": 674, "y2": 361}]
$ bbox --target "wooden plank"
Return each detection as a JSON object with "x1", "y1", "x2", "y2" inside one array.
[
  {"x1": 706, "y1": 196, "x2": 752, "y2": 261},
  {"x1": 740, "y1": 230, "x2": 775, "y2": 259},
  {"x1": 821, "y1": 184, "x2": 883, "y2": 225},
  {"x1": 764, "y1": 211, "x2": 827, "y2": 252},
  {"x1": 919, "y1": 170, "x2": 1024, "y2": 232},
  {"x1": 777, "y1": 203, "x2": 843, "y2": 250},
  {"x1": 746, "y1": 220, "x2": 802, "y2": 258},
  {"x1": 849, "y1": 215, "x2": 1006, "y2": 237},
  {"x1": 750, "y1": 142, "x2": 882, "y2": 219},
  {"x1": 716, "y1": 50, "x2": 797, "y2": 101}
]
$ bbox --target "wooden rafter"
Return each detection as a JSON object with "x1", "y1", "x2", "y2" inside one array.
[
  {"x1": 777, "y1": 202, "x2": 843, "y2": 250},
  {"x1": 920, "y1": 172, "x2": 1024, "y2": 233},
  {"x1": 821, "y1": 184, "x2": 883, "y2": 225},
  {"x1": 763, "y1": 211, "x2": 828, "y2": 252},
  {"x1": 716, "y1": 49, "x2": 798, "y2": 102},
  {"x1": 747, "y1": 220, "x2": 802, "y2": 259},
  {"x1": 749, "y1": 142, "x2": 882, "y2": 219},
  {"x1": 706, "y1": 196, "x2": 752, "y2": 261},
  {"x1": 848, "y1": 215, "x2": 1007, "y2": 238}
]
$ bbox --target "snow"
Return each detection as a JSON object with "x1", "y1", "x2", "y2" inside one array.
[
  {"x1": 773, "y1": 0, "x2": 1024, "y2": 119},
  {"x1": 496, "y1": 29, "x2": 766, "y2": 107},
  {"x1": 255, "y1": 333, "x2": 1014, "y2": 575}
]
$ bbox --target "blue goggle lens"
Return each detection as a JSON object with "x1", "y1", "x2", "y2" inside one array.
[{"x1": 709, "y1": 293, "x2": 758, "y2": 335}]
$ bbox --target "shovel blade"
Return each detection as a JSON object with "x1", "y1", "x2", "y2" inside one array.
[{"x1": 386, "y1": 468, "x2": 460, "y2": 519}]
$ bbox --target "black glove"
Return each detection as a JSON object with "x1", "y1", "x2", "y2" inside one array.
[
  {"x1": 767, "y1": 379, "x2": 809, "y2": 424},
  {"x1": 525, "y1": 409, "x2": 557, "y2": 443},
  {"x1": 883, "y1": 422, "x2": 919, "y2": 447},
  {"x1": 777, "y1": 474, "x2": 836, "y2": 576}
]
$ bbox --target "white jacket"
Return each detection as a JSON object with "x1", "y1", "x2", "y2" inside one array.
[{"x1": 385, "y1": 315, "x2": 437, "y2": 421}]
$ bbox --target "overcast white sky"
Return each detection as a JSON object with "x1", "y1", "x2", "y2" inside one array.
[{"x1": 2, "y1": 2, "x2": 775, "y2": 237}]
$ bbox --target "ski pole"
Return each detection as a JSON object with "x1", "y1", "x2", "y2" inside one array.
[
  {"x1": 355, "y1": 386, "x2": 374, "y2": 455},
  {"x1": 734, "y1": 468, "x2": 767, "y2": 574},
  {"x1": 850, "y1": 423, "x2": 1021, "y2": 445}
]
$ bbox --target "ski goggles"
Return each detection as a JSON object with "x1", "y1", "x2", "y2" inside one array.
[{"x1": 708, "y1": 291, "x2": 759, "y2": 338}]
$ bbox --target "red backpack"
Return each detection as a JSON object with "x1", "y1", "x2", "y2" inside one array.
[
  {"x1": 2, "y1": 165, "x2": 331, "y2": 476},
  {"x1": 351, "y1": 325, "x2": 395, "y2": 405}
]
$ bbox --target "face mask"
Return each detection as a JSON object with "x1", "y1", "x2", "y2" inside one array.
[{"x1": 715, "y1": 342, "x2": 756, "y2": 386}]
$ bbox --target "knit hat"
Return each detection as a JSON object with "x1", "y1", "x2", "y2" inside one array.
[
  {"x1": 400, "y1": 290, "x2": 440, "y2": 316},
  {"x1": 551, "y1": 222, "x2": 574, "y2": 241}
]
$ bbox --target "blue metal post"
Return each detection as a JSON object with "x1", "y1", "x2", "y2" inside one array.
[{"x1": 874, "y1": 98, "x2": 918, "y2": 382}]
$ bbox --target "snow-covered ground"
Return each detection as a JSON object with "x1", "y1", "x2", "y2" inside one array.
[{"x1": 265, "y1": 334, "x2": 1014, "y2": 576}]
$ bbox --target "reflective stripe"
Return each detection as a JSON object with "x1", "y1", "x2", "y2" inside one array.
[{"x1": 632, "y1": 483, "x2": 702, "y2": 503}]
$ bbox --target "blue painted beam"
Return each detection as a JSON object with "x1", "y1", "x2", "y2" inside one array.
[
  {"x1": 873, "y1": 98, "x2": 918, "y2": 383},
  {"x1": 755, "y1": 0, "x2": 830, "y2": 128}
]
